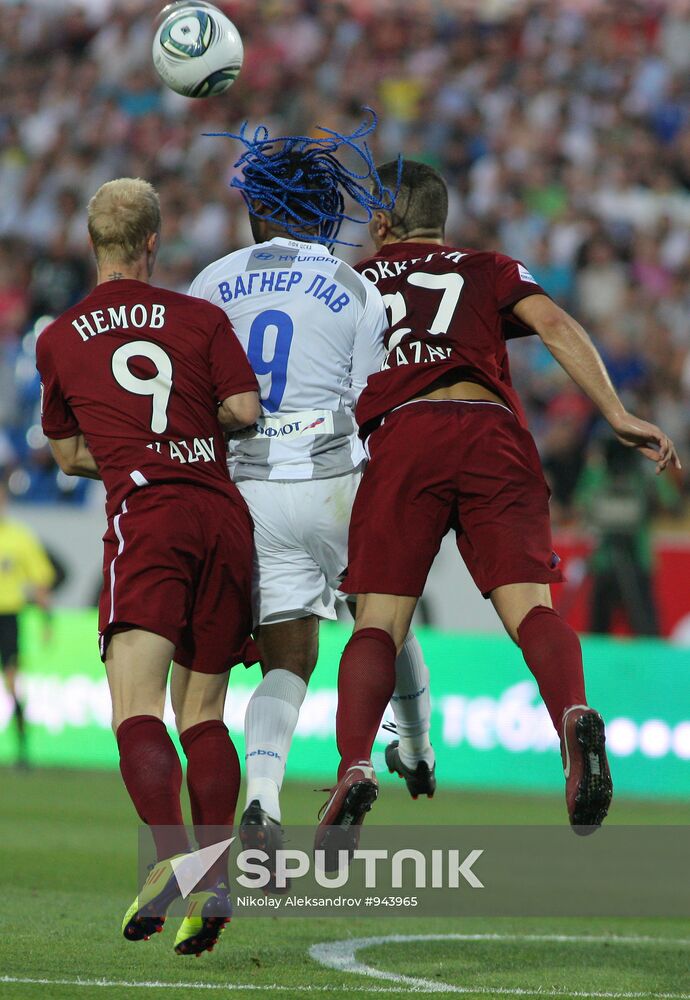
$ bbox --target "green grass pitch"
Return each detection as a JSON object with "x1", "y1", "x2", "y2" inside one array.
[{"x1": 0, "y1": 767, "x2": 688, "y2": 999}]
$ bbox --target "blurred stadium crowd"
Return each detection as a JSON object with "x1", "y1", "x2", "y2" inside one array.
[{"x1": 0, "y1": 0, "x2": 688, "y2": 521}]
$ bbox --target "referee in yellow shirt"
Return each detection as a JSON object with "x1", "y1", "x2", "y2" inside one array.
[{"x1": 0, "y1": 478, "x2": 55, "y2": 766}]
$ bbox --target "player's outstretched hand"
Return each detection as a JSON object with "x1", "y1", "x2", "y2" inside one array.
[{"x1": 610, "y1": 412, "x2": 681, "y2": 475}]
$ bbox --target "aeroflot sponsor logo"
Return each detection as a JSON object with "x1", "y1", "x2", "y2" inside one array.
[
  {"x1": 245, "y1": 412, "x2": 332, "y2": 439},
  {"x1": 303, "y1": 417, "x2": 326, "y2": 432},
  {"x1": 253, "y1": 419, "x2": 322, "y2": 438}
]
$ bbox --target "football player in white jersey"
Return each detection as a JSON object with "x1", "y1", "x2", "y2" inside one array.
[{"x1": 189, "y1": 116, "x2": 435, "y2": 880}]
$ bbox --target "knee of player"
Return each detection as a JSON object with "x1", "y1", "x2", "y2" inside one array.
[
  {"x1": 174, "y1": 705, "x2": 225, "y2": 735},
  {"x1": 255, "y1": 617, "x2": 320, "y2": 680},
  {"x1": 353, "y1": 619, "x2": 406, "y2": 653},
  {"x1": 352, "y1": 595, "x2": 416, "y2": 652},
  {"x1": 261, "y1": 659, "x2": 316, "y2": 683}
]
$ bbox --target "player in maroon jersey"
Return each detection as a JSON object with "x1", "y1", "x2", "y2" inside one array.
[
  {"x1": 316, "y1": 161, "x2": 679, "y2": 858},
  {"x1": 35, "y1": 178, "x2": 260, "y2": 954}
]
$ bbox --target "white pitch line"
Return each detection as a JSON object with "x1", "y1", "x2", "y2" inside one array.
[
  {"x1": 0, "y1": 977, "x2": 465, "y2": 995},
  {"x1": 2, "y1": 935, "x2": 689, "y2": 997},
  {"x1": 0, "y1": 977, "x2": 430, "y2": 994},
  {"x1": 309, "y1": 933, "x2": 690, "y2": 998}
]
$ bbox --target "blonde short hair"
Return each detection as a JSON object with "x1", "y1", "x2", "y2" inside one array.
[{"x1": 87, "y1": 178, "x2": 161, "y2": 265}]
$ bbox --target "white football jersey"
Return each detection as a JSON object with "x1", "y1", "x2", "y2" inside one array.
[{"x1": 189, "y1": 237, "x2": 387, "y2": 481}]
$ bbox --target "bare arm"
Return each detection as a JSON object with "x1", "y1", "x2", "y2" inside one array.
[
  {"x1": 48, "y1": 434, "x2": 101, "y2": 480},
  {"x1": 33, "y1": 585, "x2": 54, "y2": 642},
  {"x1": 32, "y1": 586, "x2": 52, "y2": 612},
  {"x1": 218, "y1": 390, "x2": 261, "y2": 432},
  {"x1": 512, "y1": 294, "x2": 680, "y2": 474}
]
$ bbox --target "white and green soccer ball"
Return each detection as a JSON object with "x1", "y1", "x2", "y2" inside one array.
[{"x1": 152, "y1": 1, "x2": 244, "y2": 98}]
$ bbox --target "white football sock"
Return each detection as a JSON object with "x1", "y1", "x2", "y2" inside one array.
[
  {"x1": 391, "y1": 632, "x2": 434, "y2": 769},
  {"x1": 244, "y1": 668, "x2": 307, "y2": 822}
]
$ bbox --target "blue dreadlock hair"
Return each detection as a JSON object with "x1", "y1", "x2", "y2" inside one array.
[{"x1": 205, "y1": 109, "x2": 401, "y2": 247}]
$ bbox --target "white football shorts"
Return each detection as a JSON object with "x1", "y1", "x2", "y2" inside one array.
[{"x1": 236, "y1": 468, "x2": 362, "y2": 626}]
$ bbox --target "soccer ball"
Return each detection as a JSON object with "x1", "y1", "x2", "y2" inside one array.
[{"x1": 152, "y1": 1, "x2": 243, "y2": 99}]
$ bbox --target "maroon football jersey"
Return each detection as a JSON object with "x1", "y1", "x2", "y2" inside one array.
[
  {"x1": 353, "y1": 243, "x2": 548, "y2": 438},
  {"x1": 36, "y1": 278, "x2": 258, "y2": 516}
]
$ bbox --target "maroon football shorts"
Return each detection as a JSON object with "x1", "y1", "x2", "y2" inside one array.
[
  {"x1": 98, "y1": 483, "x2": 259, "y2": 673},
  {"x1": 342, "y1": 399, "x2": 563, "y2": 599}
]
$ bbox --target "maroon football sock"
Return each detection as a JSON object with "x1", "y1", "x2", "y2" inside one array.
[
  {"x1": 336, "y1": 627, "x2": 397, "y2": 780},
  {"x1": 517, "y1": 605, "x2": 587, "y2": 731},
  {"x1": 116, "y1": 714, "x2": 189, "y2": 861},
  {"x1": 179, "y1": 719, "x2": 240, "y2": 887}
]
